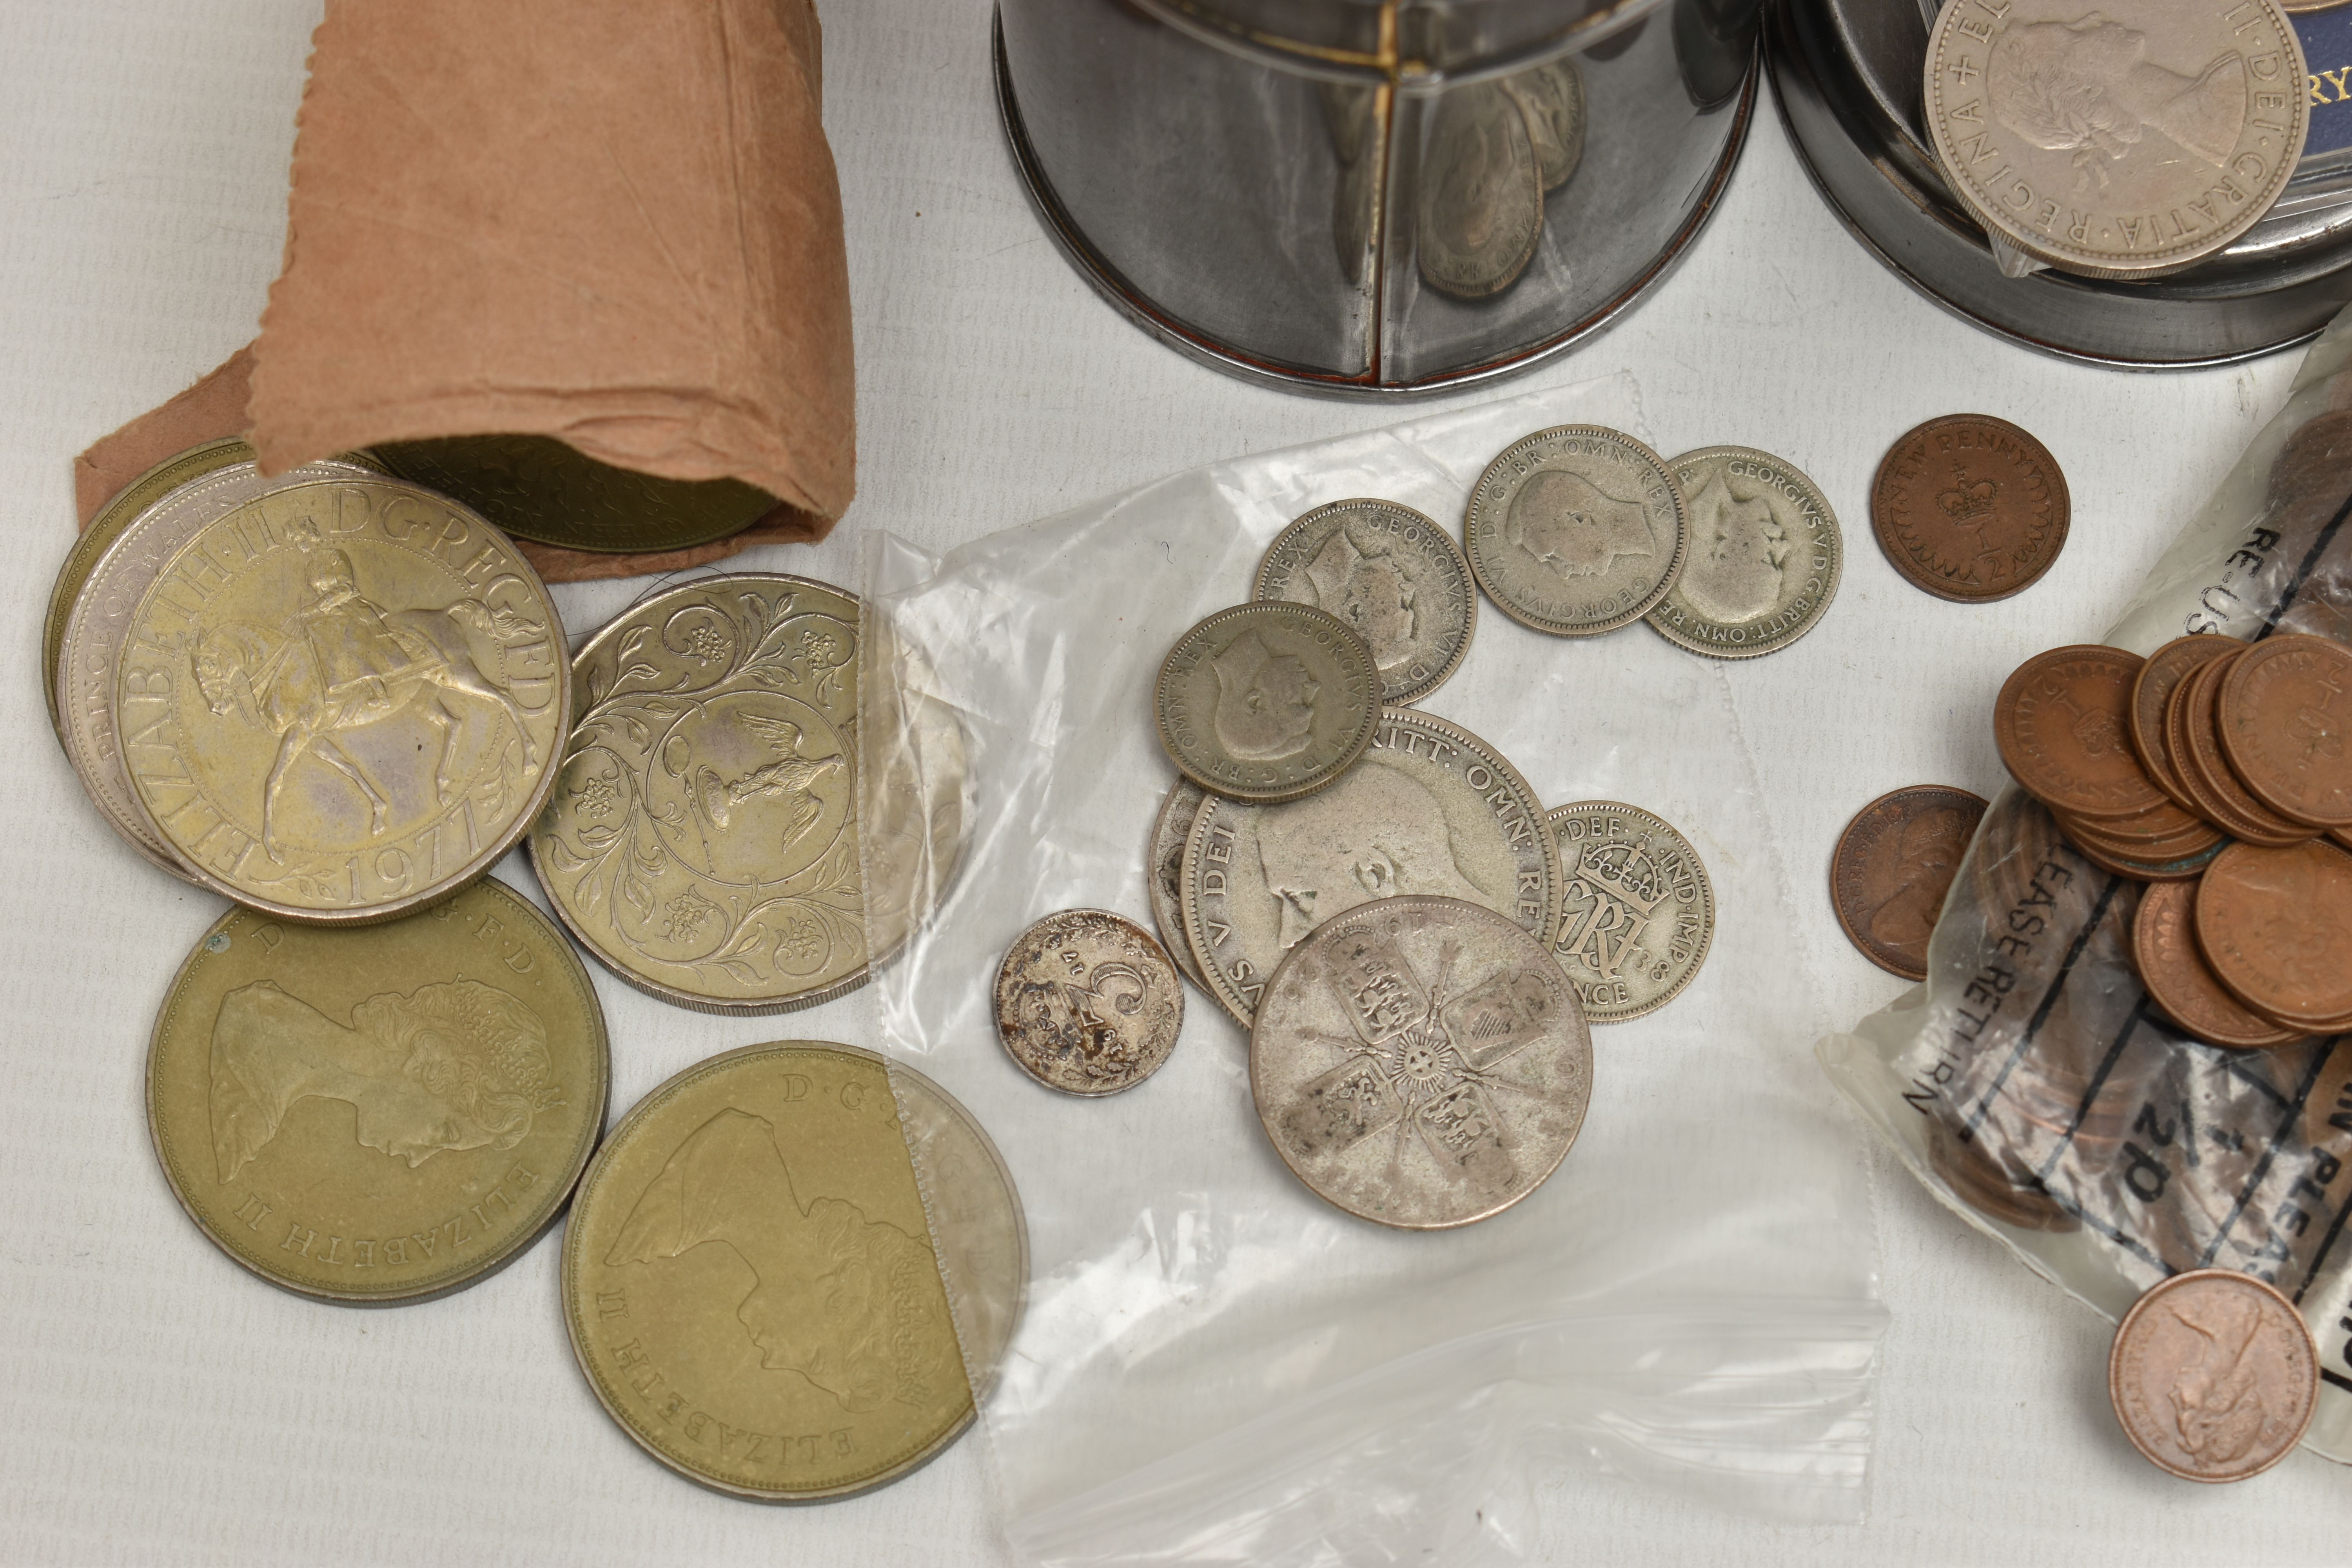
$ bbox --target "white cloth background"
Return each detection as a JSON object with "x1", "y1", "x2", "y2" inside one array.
[{"x1": 0, "y1": 0, "x2": 2337, "y2": 1561}]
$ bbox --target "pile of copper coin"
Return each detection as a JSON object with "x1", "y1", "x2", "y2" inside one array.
[{"x1": 1993, "y1": 635, "x2": 2352, "y2": 1050}]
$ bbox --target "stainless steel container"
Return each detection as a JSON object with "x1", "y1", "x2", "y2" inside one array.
[{"x1": 995, "y1": 0, "x2": 1762, "y2": 396}]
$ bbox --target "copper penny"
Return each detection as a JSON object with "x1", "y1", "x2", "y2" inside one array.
[
  {"x1": 2179, "y1": 655, "x2": 2315, "y2": 848},
  {"x1": 2196, "y1": 840, "x2": 2352, "y2": 1030},
  {"x1": 2165, "y1": 656, "x2": 2269, "y2": 843},
  {"x1": 2132, "y1": 880, "x2": 2302, "y2": 1050},
  {"x1": 1870, "y1": 415, "x2": 2068, "y2": 603},
  {"x1": 1994, "y1": 647, "x2": 2165, "y2": 819},
  {"x1": 1831, "y1": 785, "x2": 1989, "y2": 980},
  {"x1": 2053, "y1": 793, "x2": 2212, "y2": 847},
  {"x1": 2109, "y1": 1270, "x2": 2316, "y2": 1483},
  {"x1": 2218, "y1": 634, "x2": 2352, "y2": 829},
  {"x1": 2131, "y1": 635, "x2": 2242, "y2": 814},
  {"x1": 1925, "y1": 1115, "x2": 2077, "y2": 1232},
  {"x1": 2065, "y1": 831, "x2": 2223, "y2": 885},
  {"x1": 2056, "y1": 812, "x2": 2224, "y2": 869}
]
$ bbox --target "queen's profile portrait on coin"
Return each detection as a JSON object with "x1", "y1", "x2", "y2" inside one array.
[{"x1": 1988, "y1": 15, "x2": 2245, "y2": 182}]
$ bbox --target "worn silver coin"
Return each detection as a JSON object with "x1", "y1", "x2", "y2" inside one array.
[
  {"x1": 1147, "y1": 776, "x2": 1212, "y2": 991},
  {"x1": 1181, "y1": 707, "x2": 1557, "y2": 1027},
  {"x1": 1416, "y1": 81, "x2": 1545, "y2": 300},
  {"x1": 1546, "y1": 800, "x2": 1716, "y2": 1022},
  {"x1": 1250, "y1": 894, "x2": 1593, "y2": 1229},
  {"x1": 1154, "y1": 602, "x2": 1381, "y2": 804},
  {"x1": 1254, "y1": 498, "x2": 1477, "y2": 708},
  {"x1": 995, "y1": 909, "x2": 1184, "y2": 1096},
  {"x1": 1500, "y1": 57, "x2": 1586, "y2": 192},
  {"x1": 1464, "y1": 425, "x2": 1689, "y2": 637},
  {"x1": 1645, "y1": 446, "x2": 1842, "y2": 660}
]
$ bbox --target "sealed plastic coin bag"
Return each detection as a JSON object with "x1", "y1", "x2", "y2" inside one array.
[
  {"x1": 1822, "y1": 303, "x2": 2352, "y2": 1463},
  {"x1": 861, "y1": 375, "x2": 1885, "y2": 1566}
]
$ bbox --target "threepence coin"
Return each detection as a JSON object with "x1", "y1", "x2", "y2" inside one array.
[
  {"x1": 1831, "y1": 786, "x2": 1990, "y2": 980},
  {"x1": 1254, "y1": 498, "x2": 1476, "y2": 706},
  {"x1": 146, "y1": 878, "x2": 608, "y2": 1303},
  {"x1": 1416, "y1": 81, "x2": 1544, "y2": 299},
  {"x1": 1182, "y1": 706, "x2": 1557, "y2": 1026},
  {"x1": 372, "y1": 433, "x2": 776, "y2": 554},
  {"x1": 2131, "y1": 878, "x2": 2301, "y2": 1049},
  {"x1": 1645, "y1": 445, "x2": 1842, "y2": 659},
  {"x1": 531, "y1": 575, "x2": 910, "y2": 1014},
  {"x1": 994, "y1": 909, "x2": 1183, "y2": 1095},
  {"x1": 1995, "y1": 645, "x2": 2167, "y2": 818},
  {"x1": 1926, "y1": 0, "x2": 2307, "y2": 280},
  {"x1": 1546, "y1": 800, "x2": 1715, "y2": 1022},
  {"x1": 1154, "y1": 602, "x2": 1381, "y2": 803},
  {"x1": 2218, "y1": 633, "x2": 2352, "y2": 828},
  {"x1": 1464, "y1": 425, "x2": 1689, "y2": 637},
  {"x1": 1872, "y1": 416, "x2": 2068, "y2": 603},
  {"x1": 1249, "y1": 895, "x2": 1592, "y2": 1229},
  {"x1": 2109, "y1": 1270, "x2": 2316, "y2": 1482},
  {"x1": 561, "y1": 1041, "x2": 1027, "y2": 1501},
  {"x1": 1147, "y1": 776, "x2": 1211, "y2": 991}
]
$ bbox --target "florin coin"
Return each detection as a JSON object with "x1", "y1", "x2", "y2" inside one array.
[
  {"x1": 561, "y1": 1042, "x2": 1027, "y2": 1501},
  {"x1": 145, "y1": 878, "x2": 609, "y2": 1303},
  {"x1": 2218, "y1": 633, "x2": 2352, "y2": 827},
  {"x1": 116, "y1": 475, "x2": 569, "y2": 923},
  {"x1": 1416, "y1": 81, "x2": 1544, "y2": 299},
  {"x1": 1253, "y1": 498, "x2": 1476, "y2": 706},
  {"x1": 1871, "y1": 416, "x2": 2068, "y2": 602},
  {"x1": 531, "y1": 575, "x2": 892, "y2": 1013},
  {"x1": 58, "y1": 457, "x2": 384, "y2": 880},
  {"x1": 1154, "y1": 602, "x2": 1381, "y2": 803},
  {"x1": 1181, "y1": 707, "x2": 1557, "y2": 1026},
  {"x1": 1249, "y1": 894, "x2": 1592, "y2": 1229},
  {"x1": 2109, "y1": 1270, "x2": 2316, "y2": 1482},
  {"x1": 1831, "y1": 785, "x2": 1990, "y2": 980},
  {"x1": 372, "y1": 433, "x2": 776, "y2": 554},
  {"x1": 1545, "y1": 800, "x2": 1715, "y2": 1022},
  {"x1": 1147, "y1": 776, "x2": 1211, "y2": 991},
  {"x1": 1995, "y1": 646, "x2": 2167, "y2": 818},
  {"x1": 1499, "y1": 57, "x2": 1586, "y2": 191},
  {"x1": 1644, "y1": 445, "x2": 1842, "y2": 659},
  {"x1": 2131, "y1": 633, "x2": 2242, "y2": 813},
  {"x1": 1926, "y1": 0, "x2": 2307, "y2": 280},
  {"x1": 1464, "y1": 425, "x2": 1690, "y2": 637},
  {"x1": 994, "y1": 909, "x2": 1183, "y2": 1095},
  {"x1": 2131, "y1": 878, "x2": 2301, "y2": 1049},
  {"x1": 2195, "y1": 838, "x2": 2352, "y2": 1029}
]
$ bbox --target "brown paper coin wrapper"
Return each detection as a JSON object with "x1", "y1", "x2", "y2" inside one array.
[{"x1": 73, "y1": 0, "x2": 853, "y2": 583}]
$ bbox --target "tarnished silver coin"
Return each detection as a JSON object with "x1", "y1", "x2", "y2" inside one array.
[
  {"x1": 1645, "y1": 446, "x2": 1842, "y2": 660},
  {"x1": 1254, "y1": 499, "x2": 1477, "y2": 707},
  {"x1": 1154, "y1": 602, "x2": 1380, "y2": 804},
  {"x1": 1416, "y1": 81, "x2": 1545, "y2": 299},
  {"x1": 1250, "y1": 894, "x2": 1593, "y2": 1229},
  {"x1": 995, "y1": 909, "x2": 1183, "y2": 1096},
  {"x1": 1501, "y1": 57, "x2": 1586, "y2": 192},
  {"x1": 1924, "y1": 0, "x2": 2307, "y2": 279},
  {"x1": 1147, "y1": 776, "x2": 1211, "y2": 991},
  {"x1": 1465, "y1": 425, "x2": 1689, "y2": 637},
  {"x1": 1181, "y1": 707, "x2": 1557, "y2": 1027},
  {"x1": 1546, "y1": 801, "x2": 1715, "y2": 1022}
]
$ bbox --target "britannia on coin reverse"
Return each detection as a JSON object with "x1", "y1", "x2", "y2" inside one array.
[
  {"x1": 1831, "y1": 786, "x2": 1990, "y2": 980},
  {"x1": 1926, "y1": 0, "x2": 2307, "y2": 280},
  {"x1": 2196, "y1": 839, "x2": 2352, "y2": 1030},
  {"x1": 2131, "y1": 879, "x2": 2300, "y2": 1049},
  {"x1": 1416, "y1": 82, "x2": 1545, "y2": 299},
  {"x1": 146, "y1": 879, "x2": 609, "y2": 1303},
  {"x1": 1250, "y1": 895, "x2": 1592, "y2": 1229},
  {"x1": 2218, "y1": 634, "x2": 2352, "y2": 828},
  {"x1": 1995, "y1": 646, "x2": 2167, "y2": 818},
  {"x1": 1645, "y1": 446, "x2": 1842, "y2": 659},
  {"x1": 1147, "y1": 777, "x2": 1211, "y2": 991},
  {"x1": 995, "y1": 910, "x2": 1183, "y2": 1095},
  {"x1": 1464, "y1": 425, "x2": 1689, "y2": 637},
  {"x1": 1546, "y1": 801, "x2": 1715, "y2": 1021},
  {"x1": 562, "y1": 1042, "x2": 1027, "y2": 1501},
  {"x1": 113, "y1": 472, "x2": 568, "y2": 921},
  {"x1": 2109, "y1": 1270, "x2": 2316, "y2": 1482},
  {"x1": 1254, "y1": 499, "x2": 1477, "y2": 706},
  {"x1": 1872, "y1": 416, "x2": 2068, "y2": 603},
  {"x1": 1154, "y1": 602, "x2": 1380, "y2": 803}
]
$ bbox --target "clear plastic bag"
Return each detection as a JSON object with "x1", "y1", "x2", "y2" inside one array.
[
  {"x1": 1821, "y1": 305, "x2": 2352, "y2": 1464},
  {"x1": 860, "y1": 377, "x2": 1886, "y2": 1565}
]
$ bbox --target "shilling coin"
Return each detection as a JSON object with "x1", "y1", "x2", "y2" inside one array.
[
  {"x1": 58, "y1": 457, "x2": 385, "y2": 880},
  {"x1": 2109, "y1": 1270, "x2": 2316, "y2": 1482},
  {"x1": 1644, "y1": 445, "x2": 1842, "y2": 659},
  {"x1": 1995, "y1": 646, "x2": 2167, "y2": 818},
  {"x1": 1545, "y1": 800, "x2": 1715, "y2": 1022},
  {"x1": 1147, "y1": 777, "x2": 1211, "y2": 991},
  {"x1": 561, "y1": 1042, "x2": 1026, "y2": 1501},
  {"x1": 115, "y1": 474, "x2": 569, "y2": 923},
  {"x1": 1926, "y1": 0, "x2": 2307, "y2": 280},
  {"x1": 146, "y1": 878, "x2": 609, "y2": 1303},
  {"x1": 1253, "y1": 499, "x2": 1477, "y2": 707},
  {"x1": 995, "y1": 910, "x2": 1183, "y2": 1095},
  {"x1": 2218, "y1": 634, "x2": 2352, "y2": 828},
  {"x1": 372, "y1": 433, "x2": 776, "y2": 554},
  {"x1": 1871, "y1": 416, "x2": 2068, "y2": 603},
  {"x1": 2196, "y1": 838, "x2": 2352, "y2": 1030},
  {"x1": 1416, "y1": 81, "x2": 1545, "y2": 299},
  {"x1": 1181, "y1": 707, "x2": 1557, "y2": 1026},
  {"x1": 1500, "y1": 57, "x2": 1586, "y2": 192},
  {"x1": 2131, "y1": 878, "x2": 2301, "y2": 1049},
  {"x1": 1249, "y1": 894, "x2": 1592, "y2": 1229},
  {"x1": 2131, "y1": 634, "x2": 2242, "y2": 813},
  {"x1": 1464, "y1": 425, "x2": 1690, "y2": 638},
  {"x1": 531, "y1": 575, "x2": 909, "y2": 1014},
  {"x1": 1154, "y1": 602, "x2": 1381, "y2": 804},
  {"x1": 1831, "y1": 786, "x2": 1990, "y2": 980}
]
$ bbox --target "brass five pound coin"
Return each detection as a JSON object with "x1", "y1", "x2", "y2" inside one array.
[
  {"x1": 995, "y1": 909, "x2": 1183, "y2": 1095},
  {"x1": 1253, "y1": 498, "x2": 1476, "y2": 707},
  {"x1": 1154, "y1": 602, "x2": 1380, "y2": 803},
  {"x1": 1831, "y1": 786, "x2": 1990, "y2": 980},
  {"x1": 1465, "y1": 425, "x2": 1689, "y2": 637},
  {"x1": 1645, "y1": 446, "x2": 1842, "y2": 659},
  {"x1": 1872, "y1": 416, "x2": 2067, "y2": 603},
  {"x1": 2109, "y1": 1269, "x2": 2316, "y2": 1483},
  {"x1": 1546, "y1": 800, "x2": 1715, "y2": 1021}
]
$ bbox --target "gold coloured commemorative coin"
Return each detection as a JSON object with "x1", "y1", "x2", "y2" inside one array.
[
  {"x1": 561, "y1": 1041, "x2": 1028, "y2": 1502},
  {"x1": 1546, "y1": 800, "x2": 1715, "y2": 1022},
  {"x1": 114, "y1": 474, "x2": 569, "y2": 922},
  {"x1": 1464, "y1": 425, "x2": 1689, "y2": 637},
  {"x1": 145, "y1": 878, "x2": 609, "y2": 1304},
  {"x1": 371, "y1": 433, "x2": 776, "y2": 554},
  {"x1": 1154, "y1": 602, "x2": 1380, "y2": 804}
]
